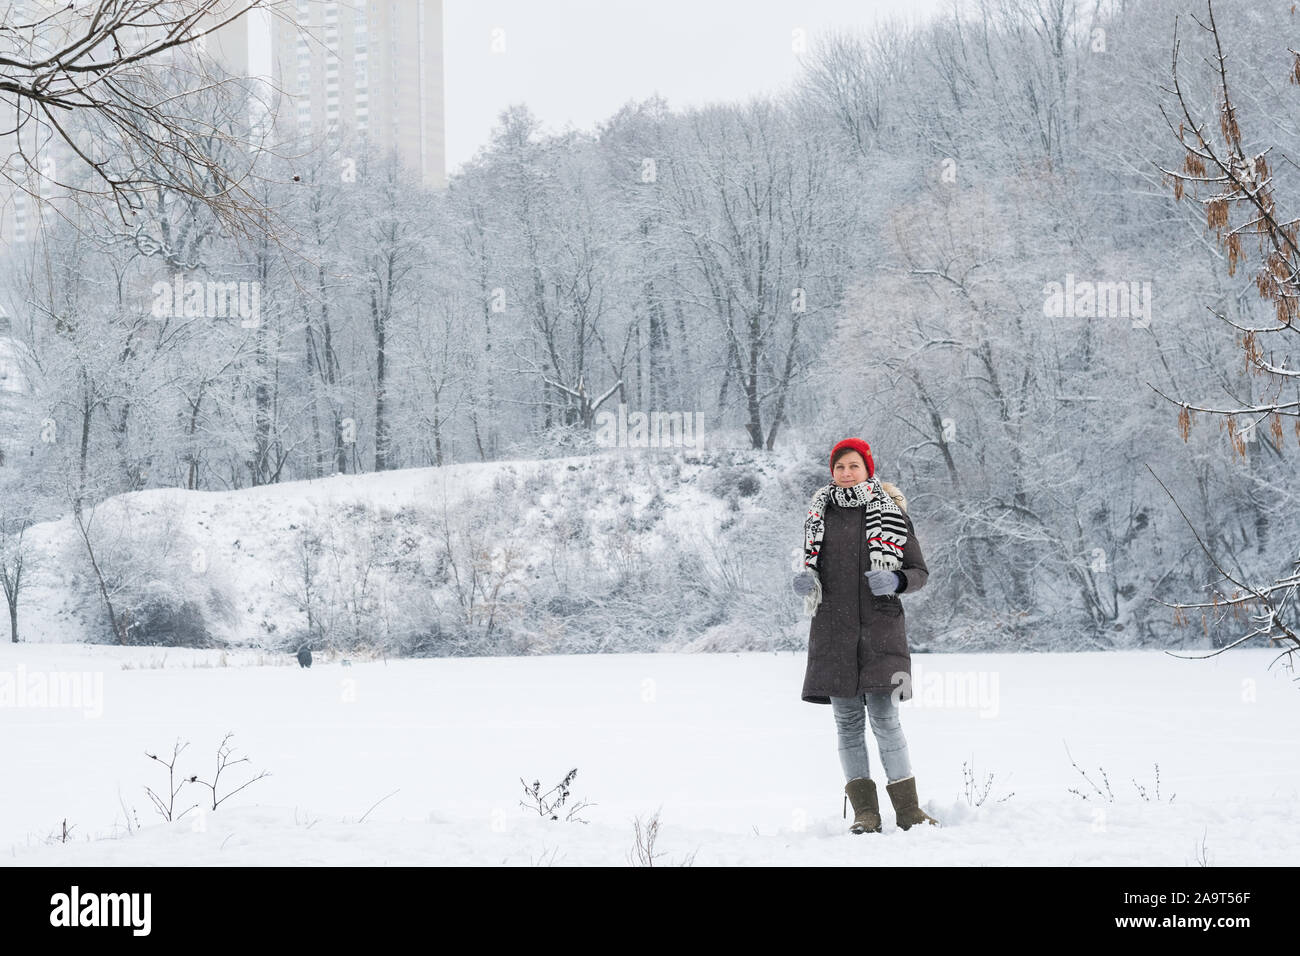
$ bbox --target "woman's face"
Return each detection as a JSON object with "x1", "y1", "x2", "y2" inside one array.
[{"x1": 832, "y1": 451, "x2": 868, "y2": 487}]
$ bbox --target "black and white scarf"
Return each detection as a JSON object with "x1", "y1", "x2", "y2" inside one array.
[{"x1": 801, "y1": 475, "x2": 908, "y2": 617}]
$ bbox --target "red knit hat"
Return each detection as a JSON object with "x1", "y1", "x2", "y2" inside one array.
[{"x1": 830, "y1": 438, "x2": 874, "y2": 478}]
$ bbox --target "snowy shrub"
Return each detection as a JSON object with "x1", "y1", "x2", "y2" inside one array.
[
  {"x1": 960, "y1": 759, "x2": 1014, "y2": 806},
  {"x1": 519, "y1": 768, "x2": 592, "y2": 823},
  {"x1": 628, "y1": 811, "x2": 663, "y2": 866},
  {"x1": 543, "y1": 592, "x2": 596, "y2": 617},
  {"x1": 281, "y1": 523, "x2": 326, "y2": 648},
  {"x1": 628, "y1": 810, "x2": 698, "y2": 867},
  {"x1": 66, "y1": 494, "x2": 234, "y2": 647},
  {"x1": 392, "y1": 621, "x2": 449, "y2": 658},
  {"x1": 417, "y1": 493, "x2": 531, "y2": 656},
  {"x1": 631, "y1": 491, "x2": 665, "y2": 533},
  {"x1": 45, "y1": 819, "x2": 76, "y2": 845},
  {"x1": 784, "y1": 460, "x2": 828, "y2": 499},
  {"x1": 280, "y1": 503, "x2": 397, "y2": 653},
  {"x1": 123, "y1": 579, "x2": 212, "y2": 648},
  {"x1": 604, "y1": 515, "x2": 649, "y2": 581},
  {"x1": 490, "y1": 469, "x2": 520, "y2": 500},
  {"x1": 277, "y1": 499, "x2": 493, "y2": 657},
  {"x1": 556, "y1": 507, "x2": 588, "y2": 545},
  {"x1": 570, "y1": 463, "x2": 598, "y2": 500},
  {"x1": 1065, "y1": 743, "x2": 1115, "y2": 802},
  {"x1": 698, "y1": 527, "x2": 749, "y2": 593},
  {"x1": 518, "y1": 422, "x2": 598, "y2": 460},
  {"x1": 521, "y1": 464, "x2": 558, "y2": 497},
  {"x1": 144, "y1": 733, "x2": 269, "y2": 822},
  {"x1": 1131, "y1": 764, "x2": 1173, "y2": 803},
  {"x1": 702, "y1": 463, "x2": 762, "y2": 500}
]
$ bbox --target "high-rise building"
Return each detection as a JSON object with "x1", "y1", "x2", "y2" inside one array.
[{"x1": 207, "y1": 0, "x2": 447, "y2": 189}]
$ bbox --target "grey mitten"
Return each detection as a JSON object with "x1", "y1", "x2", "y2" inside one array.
[
  {"x1": 865, "y1": 568, "x2": 902, "y2": 595},
  {"x1": 792, "y1": 571, "x2": 817, "y2": 597}
]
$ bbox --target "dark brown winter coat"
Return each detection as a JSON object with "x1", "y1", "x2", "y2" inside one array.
[{"x1": 801, "y1": 482, "x2": 928, "y2": 704}]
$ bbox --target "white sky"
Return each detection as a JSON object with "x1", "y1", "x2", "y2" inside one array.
[{"x1": 441, "y1": 0, "x2": 952, "y2": 177}]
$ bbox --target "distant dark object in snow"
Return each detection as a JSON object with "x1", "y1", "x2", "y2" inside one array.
[{"x1": 297, "y1": 646, "x2": 312, "y2": 668}]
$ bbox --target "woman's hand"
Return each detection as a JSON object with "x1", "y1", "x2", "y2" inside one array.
[
  {"x1": 864, "y1": 569, "x2": 903, "y2": 595},
  {"x1": 792, "y1": 571, "x2": 817, "y2": 597}
]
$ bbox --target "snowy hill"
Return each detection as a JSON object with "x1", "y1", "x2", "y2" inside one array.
[{"x1": 18, "y1": 447, "x2": 838, "y2": 654}]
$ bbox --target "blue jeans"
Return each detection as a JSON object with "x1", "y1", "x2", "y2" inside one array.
[{"x1": 830, "y1": 691, "x2": 913, "y2": 784}]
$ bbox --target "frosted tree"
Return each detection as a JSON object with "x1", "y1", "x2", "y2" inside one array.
[
  {"x1": 1156, "y1": 0, "x2": 1300, "y2": 658},
  {"x1": 283, "y1": 143, "x2": 360, "y2": 477},
  {"x1": 479, "y1": 105, "x2": 627, "y2": 438},
  {"x1": 0, "y1": 469, "x2": 41, "y2": 642},
  {"x1": 653, "y1": 97, "x2": 856, "y2": 449},
  {"x1": 348, "y1": 148, "x2": 432, "y2": 471},
  {"x1": 440, "y1": 153, "x2": 511, "y2": 461}
]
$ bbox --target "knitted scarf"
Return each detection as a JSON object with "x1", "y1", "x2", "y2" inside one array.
[{"x1": 801, "y1": 475, "x2": 908, "y2": 617}]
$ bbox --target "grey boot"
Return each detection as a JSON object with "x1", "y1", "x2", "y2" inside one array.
[
  {"x1": 843, "y1": 777, "x2": 882, "y2": 834},
  {"x1": 885, "y1": 775, "x2": 939, "y2": 830}
]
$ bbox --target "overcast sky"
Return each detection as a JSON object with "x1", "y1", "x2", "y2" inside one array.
[{"x1": 441, "y1": 0, "x2": 951, "y2": 177}]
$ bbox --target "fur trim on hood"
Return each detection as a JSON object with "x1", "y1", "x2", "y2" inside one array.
[{"x1": 879, "y1": 480, "x2": 907, "y2": 512}]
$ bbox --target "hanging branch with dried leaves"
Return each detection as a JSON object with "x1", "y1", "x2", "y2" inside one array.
[
  {"x1": 1147, "y1": 0, "x2": 1299, "y2": 664},
  {"x1": 1152, "y1": 0, "x2": 1300, "y2": 459}
]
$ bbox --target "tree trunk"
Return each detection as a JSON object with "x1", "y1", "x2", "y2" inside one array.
[
  {"x1": 252, "y1": 320, "x2": 271, "y2": 486},
  {"x1": 184, "y1": 383, "x2": 205, "y2": 490},
  {"x1": 743, "y1": 310, "x2": 764, "y2": 450},
  {"x1": 76, "y1": 378, "x2": 93, "y2": 518},
  {"x1": 432, "y1": 390, "x2": 444, "y2": 466},
  {"x1": 371, "y1": 281, "x2": 390, "y2": 471}
]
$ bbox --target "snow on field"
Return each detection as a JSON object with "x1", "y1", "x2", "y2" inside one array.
[{"x1": 2, "y1": 642, "x2": 1295, "y2": 866}]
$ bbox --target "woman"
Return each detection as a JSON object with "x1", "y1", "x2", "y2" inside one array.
[{"x1": 792, "y1": 437, "x2": 939, "y2": 835}]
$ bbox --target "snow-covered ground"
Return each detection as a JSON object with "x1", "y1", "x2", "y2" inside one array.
[{"x1": 3, "y1": 642, "x2": 1295, "y2": 865}]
